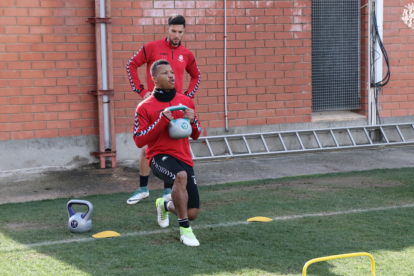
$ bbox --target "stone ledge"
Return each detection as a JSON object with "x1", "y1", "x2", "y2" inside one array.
[{"x1": 312, "y1": 111, "x2": 367, "y2": 123}]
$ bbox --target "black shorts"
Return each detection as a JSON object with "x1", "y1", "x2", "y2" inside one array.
[{"x1": 150, "y1": 154, "x2": 199, "y2": 209}]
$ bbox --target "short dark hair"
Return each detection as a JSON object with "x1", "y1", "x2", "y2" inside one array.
[
  {"x1": 150, "y1": 59, "x2": 170, "y2": 77},
  {"x1": 168, "y1": 14, "x2": 185, "y2": 28}
]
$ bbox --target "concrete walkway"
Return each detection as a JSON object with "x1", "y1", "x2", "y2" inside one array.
[{"x1": 1, "y1": 145, "x2": 413, "y2": 205}]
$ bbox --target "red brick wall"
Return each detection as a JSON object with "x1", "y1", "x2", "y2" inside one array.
[
  {"x1": 113, "y1": 0, "x2": 313, "y2": 132},
  {"x1": 360, "y1": 0, "x2": 414, "y2": 118},
  {"x1": 0, "y1": 0, "x2": 98, "y2": 141},
  {"x1": 2, "y1": 0, "x2": 412, "y2": 143},
  {"x1": 380, "y1": 0, "x2": 414, "y2": 118},
  {"x1": 0, "y1": 0, "x2": 312, "y2": 141}
]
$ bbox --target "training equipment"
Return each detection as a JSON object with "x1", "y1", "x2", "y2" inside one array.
[
  {"x1": 67, "y1": 200, "x2": 93, "y2": 233},
  {"x1": 247, "y1": 217, "x2": 273, "y2": 222},
  {"x1": 180, "y1": 226, "x2": 200, "y2": 247},
  {"x1": 127, "y1": 189, "x2": 149, "y2": 205},
  {"x1": 167, "y1": 105, "x2": 192, "y2": 140},
  {"x1": 155, "y1": 198, "x2": 169, "y2": 228},
  {"x1": 189, "y1": 123, "x2": 414, "y2": 160},
  {"x1": 92, "y1": 231, "x2": 121, "y2": 239},
  {"x1": 303, "y1": 252, "x2": 375, "y2": 276}
]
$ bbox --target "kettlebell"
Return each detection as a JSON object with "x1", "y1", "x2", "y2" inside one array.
[
  {"x1": 167, "y1": 105, "x2": 192, "y2": 140},
  {"x1": 67, "y1": 200, "x2": 93, "y2": 233}
]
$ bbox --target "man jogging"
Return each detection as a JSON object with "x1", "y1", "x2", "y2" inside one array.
[
  {"x1": 133, "y1": 60, "x2": 202, "y2": 246},
  {"x1": 126, "y1": 14, "x2": 200, "y2": 204}
]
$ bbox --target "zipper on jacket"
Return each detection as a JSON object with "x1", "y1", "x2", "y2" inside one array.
[{"x1": 172, "y1": 49, "x2": 174, "y2": 59}]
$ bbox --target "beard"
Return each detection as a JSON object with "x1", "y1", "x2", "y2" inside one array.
[{"x1": 170, "y1": 37, "x2": 181, "y2": 46}]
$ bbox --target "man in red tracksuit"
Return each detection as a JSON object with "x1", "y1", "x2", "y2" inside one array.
[
  {"x1": 126, "y1": 14, "x2": 201, "y2": 205},
  {"x1": 134, "y1": 59, "x2": 202, "y2": 246}
]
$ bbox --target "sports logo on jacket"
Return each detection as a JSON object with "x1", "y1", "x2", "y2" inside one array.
[
  {"x1": 178, "y1": 55, "x2": 184, "y2": 62},
  {"x1": 160, "y1": 53, "x2": 168, "y2": 60}
]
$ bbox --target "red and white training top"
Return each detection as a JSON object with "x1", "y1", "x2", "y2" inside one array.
[
  {"x1": 133, "y1": 93, "x2": 201, "y2": 167},
  {"x1": 126, "y1": 38, "x2": 201, "y2": 98}
]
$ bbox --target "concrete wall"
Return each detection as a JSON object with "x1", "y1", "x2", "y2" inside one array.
[
  {"x1": 2, "y1": 114, "x2": 414, "y2": 171},
  {"x1": 0, "y1": 132, "x2": 141, "y2": 171}
]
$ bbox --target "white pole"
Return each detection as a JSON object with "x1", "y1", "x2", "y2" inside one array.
[
  {"x1": 374, "y1": 0, "x2": 383, "y2": 87},
  {"x1": 100, "y1": 0, "x2": 111, "y2": 149},
  {"x1": 373, "y1": 0, "x2": 383, "y2": 125},
  {"x1": 224, "y1": 0, "x2": 228, "y2": 132},
  {"x1": 368, "y1": 0, "x2": 375, "y2": 125},
  {"x1": 368, "y1": 0, "x2": 383, "y2": 126}
]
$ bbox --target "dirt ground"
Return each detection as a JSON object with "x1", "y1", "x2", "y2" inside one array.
[
  {"x1": 0, "y1": 164, "x2": 164, "y2": 204},
  {"x1": 1, "y1": 146, "x2": 413, "y2": 204},
  {"x1": 0, "y1": 165, "x2": 402, "y2": 205}
]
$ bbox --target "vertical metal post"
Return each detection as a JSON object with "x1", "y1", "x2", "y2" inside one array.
[
  {"x1": 374, "y1": 0, "x2": 383, "y2": 88},
  {"x1": 224, "y1": 0, "x2": 228, "y2": 132},
  {"x1": 368, "y1": 0, "x2": 376, "y2": 126},
  {"x1": 88, "y1": 0, "x2": 116, "y2": 168},
  {"x1": 100, "y1": 0, "x2": 110, "y2": 150}
]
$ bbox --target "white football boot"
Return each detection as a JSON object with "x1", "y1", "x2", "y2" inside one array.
[
  {"x1": 180, "y1": 226, "x2": 200, "y2": 247},
  {"x1": 127, "y1": 188, "x2": 149, "y2": 205},
  {"x1": 155, "y1": 198, "x2": 169, "y2": 228}
]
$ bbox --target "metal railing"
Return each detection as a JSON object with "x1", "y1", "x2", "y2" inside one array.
[{"x1": 190, "y1": 123, "x2": 414, "y2": 160}]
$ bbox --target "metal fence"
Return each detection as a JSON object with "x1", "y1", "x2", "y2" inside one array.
[{"x1": 311, "y1": 0, "x2": 361, "y2": 111}]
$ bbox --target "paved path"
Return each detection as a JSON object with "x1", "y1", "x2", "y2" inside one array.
[{"x1": 1, "y1": 145, "x2": 413, "y2": 204}]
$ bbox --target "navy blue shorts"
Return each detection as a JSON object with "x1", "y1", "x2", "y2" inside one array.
[{"x1": 150, "y1": 154, "x2": 199, "y2": 209}]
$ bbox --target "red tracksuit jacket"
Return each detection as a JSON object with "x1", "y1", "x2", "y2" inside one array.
[
  {"x1": 133, "y1": 93, "x2": 201, "y2": 167},
  {"x1": 126, "y1": 38, "x2": 201, "y2": 98}
]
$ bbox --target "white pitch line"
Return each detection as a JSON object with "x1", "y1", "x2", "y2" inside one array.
[{"x1": 2, "y1": 203, "x2": 414, "y2": 253}]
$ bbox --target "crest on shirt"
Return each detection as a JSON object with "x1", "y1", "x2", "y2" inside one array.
[{"x1": 178, "y1": 55, "x2": 184, "y2": 62}]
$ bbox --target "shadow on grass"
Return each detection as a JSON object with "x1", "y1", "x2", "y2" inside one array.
[{"x1": 1, "y1": 167, "x2": 414, "y2": 275}]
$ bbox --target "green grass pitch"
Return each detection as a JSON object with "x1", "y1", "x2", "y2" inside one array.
[{"x1": 1, "y1": 168, "x2": 414, "y2": 275}]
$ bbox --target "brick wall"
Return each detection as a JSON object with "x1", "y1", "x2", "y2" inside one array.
[
  {"x1": 360, "y1": 0, "x2": 414, "y2": 118},
  {"x1": 0, "y1": 0, "x2": 98, "y2": 141},
  {"x1": 0, "y1": 0, "x2": 312, "y2": 141},
  {"x1": 113, "y1": 0, "x2": 313, "y2": 132},
  {"x1": 380, "y1": 0, "x2": 414, "y2": 118}
]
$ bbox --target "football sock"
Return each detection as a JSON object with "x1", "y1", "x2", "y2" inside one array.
[
  {"x1": 178, "y1": 218, "x2": 189, "y2": 228},
  {"x1": 139, "y1": 175, "x2": 149, "y2": 188},
  {"x1": 164, "y1": 182, "x2": 173, "y2": 189},
  {"x1": 139, "y1": 186, "x2": 148, "y2": 192},
  {"x1": 163, "y1": 188, "x2": 172, "y2": 197}
]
